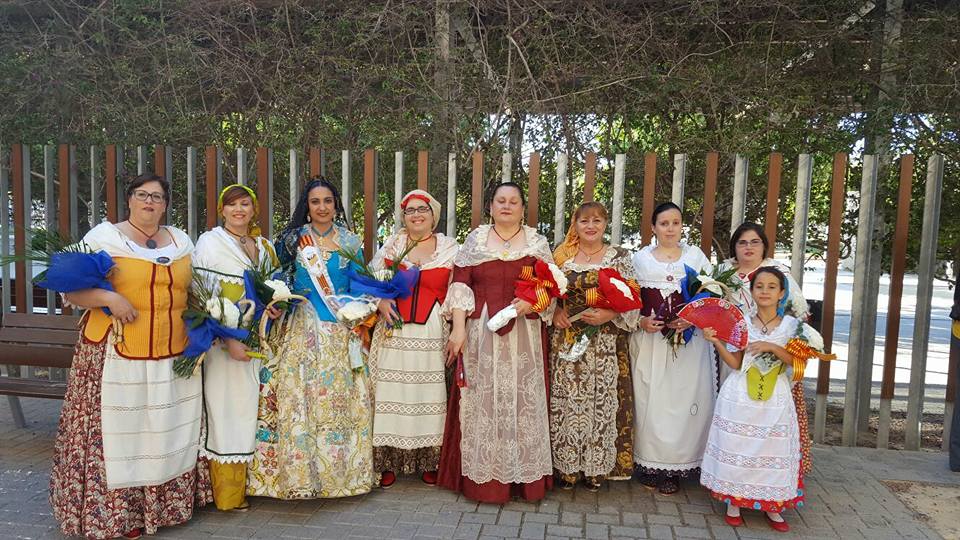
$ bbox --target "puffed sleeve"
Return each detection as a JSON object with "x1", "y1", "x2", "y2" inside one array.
[
  {"x1": 611, "y1": 248, "x2": 643, "y2": 332},
  {"x1": 441, "y1": 265, "x2": 475, "y2": 318}
]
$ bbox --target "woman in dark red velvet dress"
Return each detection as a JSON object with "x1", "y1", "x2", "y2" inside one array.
[{"x1": 437, "y1": 182, "x2": 556, "y2": 503}]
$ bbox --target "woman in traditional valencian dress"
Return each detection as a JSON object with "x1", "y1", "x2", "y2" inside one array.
[
  {"x1": 438, "y1": 181, "x2": 555, "y2": 503},
  {"x1": 630, "y1": 202, "x2": 716, "y2": 495},
  {"x1": 246, "y1": 177, "x2": 375, "y2": 499},
  {"x1": 700, "y1": 267, "x2": 808, "y2": 533},
  {"x1": 50, "y1": 174, "x2": 211, "y2": 539},
  {"x1": 550, "y1": 202, "x2": 641, "y2": 491},
  {"x1": 718, "y1": 222, "x2": 813, "y2": 475},
  {"x1": 368, "y1": 190, "x2": 458, "y2": 488},
  {"x1": 193, "y1": 184, "x2": 279, "y2": 511}
]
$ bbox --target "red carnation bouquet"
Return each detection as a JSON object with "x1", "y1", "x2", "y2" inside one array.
[
  {"x1": 486, "y1": 259, "x2": 568, "y2": 332},
  {"x1": 559, "y1": 267, "x2": 643, "y2": 361}
]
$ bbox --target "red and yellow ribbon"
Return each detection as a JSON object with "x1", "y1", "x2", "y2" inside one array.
[
  {"x1": 518, "y1": 265, "x2": 553, "y2": 313},
  {"x1": 786, "y1": 337, "x2": 837, "y2": 382}
]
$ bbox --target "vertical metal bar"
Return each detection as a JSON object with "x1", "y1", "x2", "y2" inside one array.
[
  {"x1": 905, "y1": 154, "x2": 945, "y2": 450},
  {"x1": 814, "y1": 153, "x2": 847, "y2": 443},
  {"x1": 554, "y1": 153, "x2": 568, "y2": 245},
  {"x1": 137, "y1": 145, "x2": 147, "y2": 175},
  {"x1": 672, "y1": 154, "x2": 686, "y2": 211},
  {"x1": 237, "y1": 147, "x2": 248, "y2": 185},
  {"x1": 341, "y1": 150, "x2": 352, "y2": 223},
  {"x1": 731, "y1": 154, "x2": 749, "y2": 235},
  {"x1": 877, "y1": 154, "x2": 914, "y2": 448},
  {"x1": 164, "y1": 146, "x2": 174, "y2": 223},
  {"x1": 154, "y1": 145, "x2": 168, "y2": 222},
  {"x1": 763, "y1": 152, "x2": 782, "y2": 259},
  {"x1": 57, "y1": 144, "x2": 72, "y2": 315},
  {"x1": 791, "y1": 154, "x2": 813, "y2": 285},
  {"x1": 256, "y1": 148, "x2": 271, "y2": 239},
  {"x1": 501, "y1": 152, "x2": 511, "y2": 184},
  {"x1": 289, "y1": 149, "x2": 299, "y2": 215},
  {"x1": 527, "y1": 152, "x2": 540, "y2": 229},
  {"x1": 641, "y1": 152, "x2": 657, "y2": 246},
  {"x1": 11, "y1": 144, "x2": 25, "y2": 313},
  {"x1": 89, "y1": 146, "x2": 100, "y2": 227},
  {"x1": 205, "y1": 147, "x2": 218, "y2": 230},
  {"x1": 44, "y1": 145, "x2": 56, "y2": 312},
  {"x1": 842, "y1": 154, "x2": 879, "y2": 446},
  {"x1": 470, "y1": 151, "x2": 484, "y2": 229},
  {"x1": 611, "y1": 154, "x2": 626, "y2": 245},
  {"x1": 363, "y1": 149, "x2": 376, "y2": 260},
  {"x1": 446, "y1": 153, "x2": 456, "y2": 238},
  {"x1": 700, "y1": 152, "x2": 719, "y2": 258},
  {"x1": 418, "y1": 150, "x2": 429, "y2": 191},
  {"x1": 0, "y1": 145, "x2": 10, "y2": 314},
  {"x1": 394, "y1": 151, "x2": 404, "y2": 232},
  {"x1": 583, "y1": 152, "x2": 597, "y2": 202},
  {"x1": 186, "y1": 147, "x2": 197, "y2": 240},
  {"x1": 105, "y1": 145, "x2": 118, "y2": 222}
]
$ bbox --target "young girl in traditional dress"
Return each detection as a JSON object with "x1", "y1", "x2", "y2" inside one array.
[{"x1": 700, "y1": 267, "x2": 808, "y2": 533}]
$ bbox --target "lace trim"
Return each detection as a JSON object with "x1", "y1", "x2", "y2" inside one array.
[
  {"x1": 199, "y1": 449, "x2": 254, "y2": 464},
  {"x1": 453, "y1": 225, "x2": 554, "y2": 267},
  {"x1": 632, "y1": 242, "x2": 710, "y2": 291},
  {"x1": 560, "y1": 246, "x2": 619, "y2": 272},
  {"x1": 381, "y1": 335, "x2": 445, "y2": 352},
  {"x1": 375, "y1": 401, "x2": 447, "y2": 416},
  {"x1": 373, "y1": 433, "x2": 443, "y2": 449},
  {"x1": 700, "y1": 470, "x2": 800, "y2": 502},
  {"x1": 638, "y1": 464, "x2": 701, "y2": 477},
  {"x1": 712, "y1": 416, "x2": 791, "y2": 439},
  {"x1": 441, "y1": 282, "x2": 475, "y2": 318},
  {"x1": 371, "y1": 232, "x2": 458, "y2": 271},
  {"x1": 704, "y1": 442, "x2": 796, "y2": 470}
]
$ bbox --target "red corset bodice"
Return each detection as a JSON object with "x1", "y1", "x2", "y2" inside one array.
[{"x1": 387, "y1": 259, "x2": 451, "y2": 324}]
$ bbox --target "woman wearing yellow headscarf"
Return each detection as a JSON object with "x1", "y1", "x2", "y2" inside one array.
[
  {"x1": 193, "y1": 184, "x2": 279, "y2": 511},
  {"x1": 549, "y1": 202, "x2": 643, "y2": 491}
]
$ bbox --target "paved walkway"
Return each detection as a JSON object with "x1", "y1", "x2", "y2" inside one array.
[{"x1": 2, "y1": 397, "x2": 958, "y2": 540}]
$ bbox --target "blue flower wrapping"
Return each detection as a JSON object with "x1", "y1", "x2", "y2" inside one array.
[
  {"x1": 242, "y1": 269, "x2": 267, "y2": 327},
  {"x1": 345, "y1": 266, "x2": 420, "y2": 300},
  {"x1": 677, "y1": 264, "x2": 714, "y2": 343},
  {"x1": 182, "y1": 316, "x2": 250, "y2": 358},
  {"x1": 34, "y1": 250, "x2": 116, "y2": 314}
]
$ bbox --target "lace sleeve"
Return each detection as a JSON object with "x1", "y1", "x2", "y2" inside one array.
[
  {"x1": 441, "y1": 281, "x2": 475, "y2": 319},
  {"x1": 610, "y1": 249, "x2": 642, "y2": 331}
]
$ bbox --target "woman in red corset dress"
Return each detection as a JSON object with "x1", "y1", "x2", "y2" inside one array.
[
  {"x1": 368, "y1": 189, "x2": 459, "y2": 488},
  {"x1": 437, "y1": 181, "x2": 556, "y2": 503}
]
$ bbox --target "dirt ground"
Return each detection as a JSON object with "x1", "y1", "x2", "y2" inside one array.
[{"x1": 884, "y1": 480, "x2": 960, "y2": 540}]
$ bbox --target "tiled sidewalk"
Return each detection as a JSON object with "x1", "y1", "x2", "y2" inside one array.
[{"x1": 1, "y1": 397, "x2": 957, "y2": 539}]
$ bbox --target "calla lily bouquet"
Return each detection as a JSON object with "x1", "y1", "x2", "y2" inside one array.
[{"x1": 175, "y1": 272, "x2": 251, "y2": 378}]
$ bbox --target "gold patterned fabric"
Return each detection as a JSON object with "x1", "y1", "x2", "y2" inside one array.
[
  {"x1": 549, "y1": 247, "x2": 639, "y2": 480},
  {"x1": 245, "y1": 303, "x2": 375, "y2": 499},
  {"x1": 209, "y1": 461, "x2": 247, "y2": 511}
]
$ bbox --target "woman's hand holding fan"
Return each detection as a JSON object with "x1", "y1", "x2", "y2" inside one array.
[{"x1": 676, "y1": 297, "x2": 749, "y2": 350}]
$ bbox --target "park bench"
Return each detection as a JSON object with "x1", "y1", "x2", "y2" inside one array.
[{"x1": 0, "y1": 312, "x2": 80, "y2": 427}]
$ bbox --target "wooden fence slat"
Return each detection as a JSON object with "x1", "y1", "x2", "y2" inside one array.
[
  {"x1": 700, "y1": 152, "x2": 719, "y2": 258},
  {"x1": 256, "y1": 148, "x2": 271, "y2": 238},
  {"x1": 105, "y1": 145, "x2": 118, "y2": 222},
  {"x1": 309, "y1": 147, "x2": 322, "y2": 178},
  {"x1": 764, "y1": 152, "x2": 782, "y2": 258},
  {"x1": 584, "y1": 152, "x2": 597, "y2": 203},
  {"x1": 205, "y1": 146, "x2": 218, "y2": 229},
  {"x1": 905, "y1": 154, "x2": 945, "y2": 450},
  {"x1": 418, "y1": 150, "x2": 429, "y2": 191},
  {"x1": 554, "y1": 153, "x2": 568, "y2": 245},
  {"x1": 791, "y1": 154, "x2": 813, "y2": 285},
  {"x1": 877, "y1": 154, "x2": 914, "y2": 448},
  {"x1": 363, "y1": 149, "x2": 376, "y2": 260},
  {"x1": 527, "y1": 152, "x2": 540, "y2": 228},
  {"x1": 58, "y1": 144, "x2": 72, "y2": 315},
  {"x1": 394, "y1": 151, "x2": 404, "y2": 232},
  {"x1": 731, "y1": 154, "x2": 749, "y2": 235},
  {"x1": 446, "y1": 153, "x2": 456, "y2": 238},
  {"x1": 814, "y1": 153, "x2": 847, "y2": 443},
  {"x1": 471, "y1": 151, "x2": 483, "y2": 229},
  {"x1": 12, "y1": 144, "x2": 26, "y2": 313},
  {"x1": 641, "y1": 152, "x2": 657, "y2": 246},
  {"x1": 611, "y1": 154, "x2": 626, "y2": 244},
  {"x1": 672, "y1": 154, "x2": 686, "y2": 211}
]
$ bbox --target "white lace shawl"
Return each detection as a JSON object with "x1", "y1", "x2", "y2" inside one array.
[
  {"x1": 193, "y1": 227, "x2": 275, "y2": 294},
  {"x1": 370, "y1": 231, "x2": 459, "y2": 272},
  {"x1": 742, "y1": 315, "x2": 799, "y2": 376}
]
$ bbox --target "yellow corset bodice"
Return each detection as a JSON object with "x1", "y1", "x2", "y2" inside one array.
[{"x1": 83, "y1": 256, "x2": 192, "y2": 359}]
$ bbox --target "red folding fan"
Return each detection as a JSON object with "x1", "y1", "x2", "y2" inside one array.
[{"x1": 677, "y1": 297, "x2": 749, "y2": 350}]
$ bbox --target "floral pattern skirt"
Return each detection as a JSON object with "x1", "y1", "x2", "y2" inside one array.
[
  {"x1": 246, "y1": 304, "x2": 375, "y2": 499},
  {"x1": 49, "y1": 337, "x2": 212, "y2": 539}
]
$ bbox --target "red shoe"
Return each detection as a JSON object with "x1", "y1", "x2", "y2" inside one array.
[
  {"x1": 724, "y1": 514, "x2": 744, "y2": 527},
  {"x1": 421, "y1": 471, "x2": 438, "y2": 485},
  {"x1": 766, "y1": 514, "x2": 790, "y2": 533},
  {"x1": 121, "y1": 529, "x2": 142, "y2": 539},
  {"x1": 380, "y1": 470, "x2": 396, "y2": 488}
]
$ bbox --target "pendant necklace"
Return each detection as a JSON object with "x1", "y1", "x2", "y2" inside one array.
[
  {"x1": 129, "y1": 221, "x2": 161, "y2": 249},
  {"x1": 493, "y1": 226, "x2": 522, "y2": 250},
  {"x1": 406, "y1": 233, "x2": 434, "y2": 267},
  {"x1": 758, "y1": 314, "x2": 780, "y2": 335},
  {"x1": 579, "y1": 244, "x2": 605, "y2": 263},
  {"x1": 224, "y1": 226, "x2": 249, "y2": 245},
  {"x1": 311, "y1": 225, "x2": 336, "y2": 261}
]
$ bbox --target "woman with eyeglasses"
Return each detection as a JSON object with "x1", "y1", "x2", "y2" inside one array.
[
  {"x1": 366, "y1": 189, "x2": 458, "y2": 488},
  {"x1": 192, "y1": 184, "x2": 280, "y2": 512},
  {"x1": 50, "y1": 174, "x2": 211, "y2": 539},
  {"x1": 245, "y1": 177, "x2": 375, "y2": 499},
  {"x1": 718, "y1": 222, "x2": 812, "y2": 477}
]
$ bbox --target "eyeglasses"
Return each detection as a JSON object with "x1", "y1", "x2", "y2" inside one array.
[
  {"x1": 736, "y1": 239, "x2": 764, "y2": 248},
  {"x1": 403, "y1": 206, "x2": 432, "y2": 215},
  {"x1": 133, "y1": 190, "x2": 165, "y2": 204}
]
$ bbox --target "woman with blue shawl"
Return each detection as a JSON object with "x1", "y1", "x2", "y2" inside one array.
[{"x1": 245, "y1": 177, "x2": 375, "y2": 499}]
